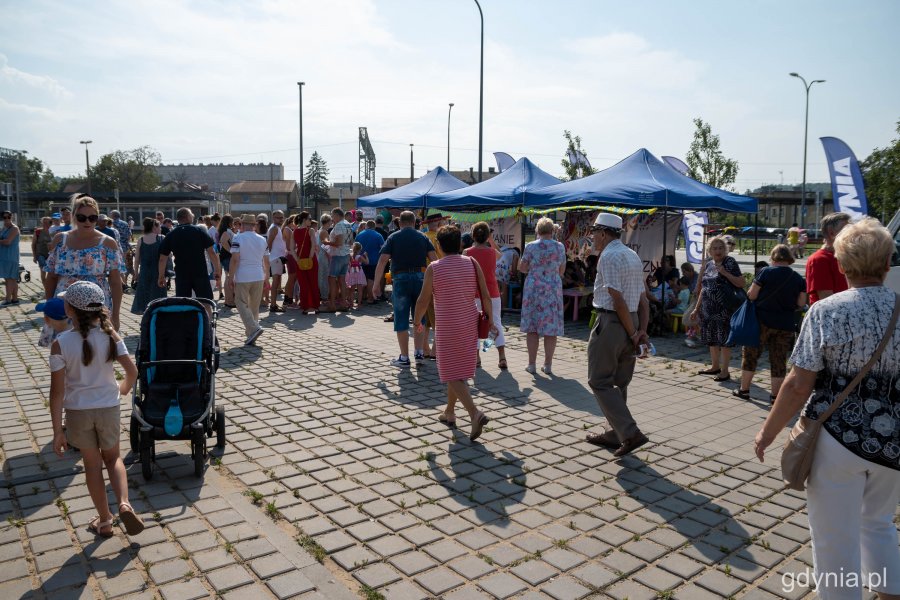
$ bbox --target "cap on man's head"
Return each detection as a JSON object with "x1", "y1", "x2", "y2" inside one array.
[
  {"x1": 241, "y1": 213, "x2": 257, "y2": 225},
  {"x1": 36, "y1": 297, "x2": 67, "y2": 321},
  {"x1": 61, "y1": 281, "x2": 105, "y2": 312},
  {"x1": 591, "y1": 212, "x2": 623, "y2": 231},
  {"x1": 51, "y1": 212, "x2": 62, "y2": 219}
]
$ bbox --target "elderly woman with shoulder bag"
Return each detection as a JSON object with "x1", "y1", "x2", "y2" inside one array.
[{"x1": 755, "y1": 218, "x2": 900, "y2": 600}]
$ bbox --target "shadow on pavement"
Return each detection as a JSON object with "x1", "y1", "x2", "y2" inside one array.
[
  {"x1": 428, "y1": 437, "x2": 526, "y2": 525},
  {"x1": 531, "y1": 374, "x2": 601, "y2": 415},
  {"x1": 219, "y1": 344, "x2": 262, "y2": 367},
  {"x1": 616, "y1": 461, "x2": 756, "y2": 565}
]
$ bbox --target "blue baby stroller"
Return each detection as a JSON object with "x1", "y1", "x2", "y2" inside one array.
[{"x1": 130, "y1": 297, "x2": 223, "y2": 479}]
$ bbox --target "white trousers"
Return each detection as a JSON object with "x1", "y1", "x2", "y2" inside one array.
[
  {"x1": 806, "y1": 430, "x2": 900, "y2": 599},
  {"x1": 474, "y1": 296, "x2": 505, "y2": 347}
]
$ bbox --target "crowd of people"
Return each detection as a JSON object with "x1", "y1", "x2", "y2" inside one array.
[{"x1": 6, "y1": 192, "x2": 900, "y2": 597}]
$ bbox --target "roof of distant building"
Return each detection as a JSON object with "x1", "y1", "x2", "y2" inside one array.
[{"x1": 226, "y1": 180, "x2": 298, "y2": 194}]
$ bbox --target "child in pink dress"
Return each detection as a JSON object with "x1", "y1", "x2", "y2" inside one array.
[{"x1": 346, "y1": 242, "x2": 369, "y2": 307}]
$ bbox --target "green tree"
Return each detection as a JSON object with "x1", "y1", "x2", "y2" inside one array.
[
  {"x1": 860, "y1": 119, "x2": 900, "y2": 221},
  {"x1": 303, "y1": 151, "x2": 329, "y2": 205},
  {"x1": 560, "y1": 130, "x2": 597, "y2": 180},
  {"x1": 91, "y1": 145, "x2": 162, "y2": 192},
  {"x1": 0, "y1": 153, "x2": 57, "y2": 191},
  {"x1": 686, "y1": 117, "x2": 739, "y2": 190}
]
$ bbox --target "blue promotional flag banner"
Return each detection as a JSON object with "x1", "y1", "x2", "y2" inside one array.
[
  {"x1": 820, "y1": 137, "x2": 869, "y2": 220},
  {"x1": 682, "y1": 211, "x2": 707, "y2": 264},
  {"x1": 662, "y1": 156, "x2": 690, "y2": 176},
  {"x1": 493, "y1": 152, "x2": 516, "y2": 173}
]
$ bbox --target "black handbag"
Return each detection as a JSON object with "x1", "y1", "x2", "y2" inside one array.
[{"x1": 723, "y1": 283, "x2": 747, "y2": 312}]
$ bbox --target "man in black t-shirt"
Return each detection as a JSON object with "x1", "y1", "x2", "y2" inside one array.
[
  {"x1": 157, "y1": 207, "x2": 221, "y2": 300},
  {"x1": 372, "y1": 211, "x2": 437, "y2": 367}
]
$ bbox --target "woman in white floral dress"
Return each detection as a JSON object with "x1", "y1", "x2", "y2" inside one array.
[{"x1": 754, "y1": 218, "x2": 900, "y2": 600}]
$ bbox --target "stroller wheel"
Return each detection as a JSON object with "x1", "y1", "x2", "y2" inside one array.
[
  {"x1": 129, "y1": 416, "x2": 140, "y2": 454},
  {"x1": 215, "y1": 405, "x2": 226, "y2": 448},
  {"x1": 140, "y1": 437, "x2": 153, "y2": 481},
  {"x1": 192, "y1": 430, "x2": 206, "y2": 478}
]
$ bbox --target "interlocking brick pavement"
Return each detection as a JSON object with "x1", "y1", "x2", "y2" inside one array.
[{"x1": 3, "y1": 239, "x2": 898, "y2": 599}]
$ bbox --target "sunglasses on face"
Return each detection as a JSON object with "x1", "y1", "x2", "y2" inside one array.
[{"x1": 75, "y1": 213, "x2": 99, "y2": 223}]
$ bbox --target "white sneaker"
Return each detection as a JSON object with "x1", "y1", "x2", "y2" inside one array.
[
  {"x1": 391, "y1": 356, "x2": 411, "y2": 368},
  {"x1": 414, "y1": 351, "x2": 425, "y2": 365},
  {"x1": 245, "y1": 327, "x2": 263, "y2": 346}
]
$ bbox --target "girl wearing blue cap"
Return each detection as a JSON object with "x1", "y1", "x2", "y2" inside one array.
[{"x1": 49, "y1": 281, "x2": 143, "y2": 537}]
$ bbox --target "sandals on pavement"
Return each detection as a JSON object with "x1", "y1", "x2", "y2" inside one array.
[
  {"x1": 713, "y1": 373, "x2": 731, "y2": 382},
  {"x1": 586, "y1": 431, "x2": 619, "y2": 449},
  {"x1": 118, "y1": 502, "x2": 145, "y2": 535},
  {"x1": 88, "y1": 515, "x2": 114, "y2": 538},
  {"x1": 731, "y1": 388, "x2": 751, "y2": 400},
  {"x1": 438, "y1": 413, "x2": 456, "y2": 427},
  {"x1": 470, "y1": 411, "x2": 489, "y2": 442},
  {"x1": 498, "y1": 358, "x2": 508, "y2": 370},
  {"x1": 697, "y1": 368, "x2": 721, "y2": 375}
]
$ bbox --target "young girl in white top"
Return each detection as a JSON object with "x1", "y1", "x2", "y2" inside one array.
[{"x1": 49, "y1": 281, "x2": 144, "y2": 537}]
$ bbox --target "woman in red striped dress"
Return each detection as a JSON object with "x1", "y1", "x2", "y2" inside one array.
[{"x1": 415, "y1": 225, "x2": 495, "y2": 441}]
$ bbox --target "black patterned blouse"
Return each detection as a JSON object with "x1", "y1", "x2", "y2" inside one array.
[{"x1": 792, "y1": 286, "x2": 900, "y2": 471}]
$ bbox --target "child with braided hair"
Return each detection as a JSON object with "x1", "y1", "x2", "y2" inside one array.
[{"x1": 49, "y1": 281, "x2": 144, "y2": 538}]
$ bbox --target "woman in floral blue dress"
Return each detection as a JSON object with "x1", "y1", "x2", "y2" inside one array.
[
  {"x1": 44, "y1": 195, "x2": 126, "y2": 330},
  {"x1": 519, "y1": 217, "x2": 566, "y2": 375}
]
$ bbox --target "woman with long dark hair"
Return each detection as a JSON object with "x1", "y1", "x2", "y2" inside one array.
[{"x1": 130, "y1": 218, "x2": 167, "y2": 314}]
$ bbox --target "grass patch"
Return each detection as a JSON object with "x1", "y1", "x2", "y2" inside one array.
[
  {"x1": 360, "y1": 585, "x2": 385, "y2": 600},
  {"x1": 297, "y1": 534, "x2": 327, "y2": 563},
  {"x1": 243, "y1": 489, "x2": 264, "y2": 505}
]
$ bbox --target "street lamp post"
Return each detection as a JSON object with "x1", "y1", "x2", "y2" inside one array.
[
  {"x1": 789, "y1": 72, "x2": 825, "y2": 228},
  {"x1": 474, "y1": 0, "x2": 484, "y2": 182},
  {"x1": 80, "y1": 140, "x2": 92, "y2": 196},
  {"x1": 447, "y1": 103, "x2": 454, "y2": 171},
  {"x1": 409, "y1": 144, "x2": 414, "y2": 181},
  {"x1": 298, "y1": 81, "x2": 305, "y2": 211}
]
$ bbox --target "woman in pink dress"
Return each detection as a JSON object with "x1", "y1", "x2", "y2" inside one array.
[{"x1": 415, "y1": 225, "x2": 495, "y2": 441}]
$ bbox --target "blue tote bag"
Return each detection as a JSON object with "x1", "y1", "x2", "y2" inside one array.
[{"x1": 726, "y1": 299, "x2": 760, "y2": 347}]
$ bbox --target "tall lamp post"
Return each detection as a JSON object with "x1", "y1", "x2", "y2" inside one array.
[
  {"x1": 447, "y1": 103, "x2": 454, "y2": 170},
  {"x1": 789, "y1": 72, "x2": 825, "y2": 227},
  {"x1": 409, "y1": 144, "x2": 414, "y2": 181},
  {"x1": 79, "y1": 140, "x2": 92, "y2": 196},
  {"x1": 473, "y1": 0, "x2": 483, "y2": 182},
  {"x1": 298, "y1": 81, "x2": 305, "y2": 211}
]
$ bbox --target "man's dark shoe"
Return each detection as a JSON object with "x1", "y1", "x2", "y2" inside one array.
[
  {"x1": 614, "y1": 432, "x2": 649, "y2": 457},
  {"x1": 586, "y1": 430, "x2": 619, "y2": 449}
]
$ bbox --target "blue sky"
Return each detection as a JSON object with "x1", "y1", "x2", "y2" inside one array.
[{"x1": 2, "y1": 0, "x2": 898, "y2": 192}]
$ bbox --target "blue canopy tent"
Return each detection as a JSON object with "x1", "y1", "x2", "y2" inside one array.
[
  {"x1": 428, "y1": 157, "x2": 560, "y2": 209},
  {"x1": 357, "y1": 166, "x2": 467, "y2": 209},
  {"x1": 523, "y1": 148, "x2": 756, "y2": 212},
  {"x1": 523, "y1": 149, "x2": 759, "y2": 299}
]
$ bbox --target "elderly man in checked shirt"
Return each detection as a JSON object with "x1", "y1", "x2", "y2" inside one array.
[{"x1": 584, "y1": 213, "x2": 651, "y2": 457}]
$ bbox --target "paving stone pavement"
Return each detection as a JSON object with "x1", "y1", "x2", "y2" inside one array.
[{"x1": 3, "y1": 241, "x2": 896, "y2": 599}]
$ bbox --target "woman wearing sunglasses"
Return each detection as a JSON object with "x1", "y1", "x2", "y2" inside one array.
[
  {"x1": 0, "y1": 211, "x2": 21, "y2": 306},
  {"x1": 44, "y1": 195, "x2": 126, "y2": 330}
]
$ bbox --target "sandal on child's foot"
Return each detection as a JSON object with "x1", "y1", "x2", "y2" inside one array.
[
  {"x1": 118, "y1": 502, "x2": 145, "y2": 535},
  {"x1": 438, "y1": 413, "x2": 456, "y2": 427},
  {"x1": 498, "y1": 358, "x2": 508, "y2": 370},
  {"x1": 731, "y1": 388, "x2": 751, "y2": 400},
  {"x1": 88, "y1": 515, "x2": 114, "y2": 538}
]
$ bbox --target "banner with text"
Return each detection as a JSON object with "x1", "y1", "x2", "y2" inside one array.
[
  {"x1": 459, "y1": 216, "x2": 522, "y2": 251},
  {"x1": 561, "y1": 211, "x2": 681, "y2": 273},
  {"x1": 821, "y1": 136, "x2": 869, "y2": 221},
  {"x1": 681, "y1": 211, "x2": 708, "y2": 264}
]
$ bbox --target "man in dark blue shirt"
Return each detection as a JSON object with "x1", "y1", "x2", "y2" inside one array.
[
  {"x1": 356, "y1": 220, "x2": 384, "y2": 303},
  {"x1": 157, "y1": 207, "x2": 221, "y2": 300},
  {"x1": 373, "y1": 211, "x2": 436, "y2": 368}
]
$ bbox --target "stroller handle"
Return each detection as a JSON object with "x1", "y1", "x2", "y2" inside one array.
[{"x1": 141, "y1": 359, "x2": 207, "y2": 367}]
